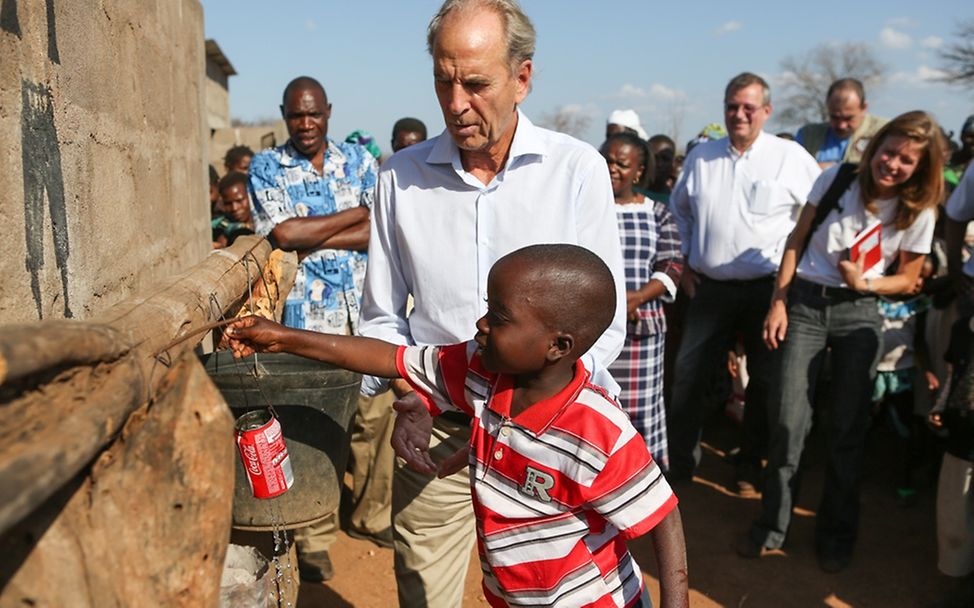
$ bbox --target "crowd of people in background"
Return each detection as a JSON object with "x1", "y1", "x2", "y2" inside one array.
[{"x1": 205, "y1": 0, "x2": 974, "y2": 606}]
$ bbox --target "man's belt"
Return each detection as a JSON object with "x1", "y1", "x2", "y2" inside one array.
[
  {"x1": 792, "y1": 277, "x2": 872, "y2": 302},
  {"x1": 698, "y1": 273, "x2": 775, "y2": 286}
]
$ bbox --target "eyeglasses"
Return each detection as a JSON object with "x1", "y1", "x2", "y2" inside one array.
[{"x1": 724, "y1": 103, "x2": 765, "y2": 116}]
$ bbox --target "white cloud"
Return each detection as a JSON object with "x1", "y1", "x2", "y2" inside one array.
[
  {"x1": 917, "y1": 65, "x2": 947, "y2": 80},
  {"x1": 715, "y1": 20, "x2": 743, "y2": 35},
  {"x1": 613, "y1": 83, "x2": 687, "y2": 102},
  {"x1": 886, "y1": 17, "x2": 918, "y2": 29},
  {"x1": 880, "y1": 27, "x2": 912, "y2": 49},
  {"x1": 558, "y1": 103, "x2": 595, "y2": 117},
  {"x1": 889, "y1": 65, "x2": 946, "y2": 86},
  {"x1": 617, "y1": 84, "x2": 648, "y2": 98},
  {"x1": 649, "y1": 83, "x2": 686, "y2": 101},
  {"x1": 921, "y1": 36, "x2": 943, "y2": 49},
  {"x1": 305, "y1": 19, "x2": 317, "y2": 31}
]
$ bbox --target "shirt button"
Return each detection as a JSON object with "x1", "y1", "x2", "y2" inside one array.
[
  {"x1": 493, "y1": 449, "x2": 503, "y2": 460},
  {"x1": 501, "y1": 427, "x2": 511, "y2": 437}
]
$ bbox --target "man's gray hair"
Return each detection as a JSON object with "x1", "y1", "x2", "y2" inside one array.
[
  {"x1": 427, "y1": 0, "x2": 536, "y2": 73},
  {"x1": 724, "y1": 72, "x2": 771, "y2": 106}
]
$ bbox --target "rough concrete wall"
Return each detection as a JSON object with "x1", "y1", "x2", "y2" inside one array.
[
  {"x1": 0, "y1": 0, "x2": 209, "y2": 323},
  {"x1": 205, "y1": 56, "x2": 230, "y2": 130}
]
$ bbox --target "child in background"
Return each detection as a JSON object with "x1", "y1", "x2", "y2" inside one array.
[
  {"x1": 872, "y1": 256, "x2": 938, "y2": 507},
  {"x1": 725, "y1": 336, "x2": 747, "y2": 426},
  {"x1": 212, "y1": 172, "x2": 256, "y2": 248},
  {"x1": 225, "y1": 244, "x2": 689, "y2": 608}
]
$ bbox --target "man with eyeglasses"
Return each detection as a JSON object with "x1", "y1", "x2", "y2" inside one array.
[
  {"x1": 796, "y1": 78, "x2": 887, "y2": 169},
  {"x1": 668, "y1": 72, "x2": 820, "y2": 491}
]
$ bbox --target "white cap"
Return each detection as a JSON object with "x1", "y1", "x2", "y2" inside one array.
[{"x1": 607, "y1": 109, "x2": 648, "y2": 140}]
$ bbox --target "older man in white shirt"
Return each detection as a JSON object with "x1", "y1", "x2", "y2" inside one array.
[
  {"x1": 358, "y1": 1, "x2": 626, "y2": 606},
  {"x1": 668, "y1": 72, "x2": 820, "y2": 488}
]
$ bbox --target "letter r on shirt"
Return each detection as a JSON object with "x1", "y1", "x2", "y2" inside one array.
[{"x1": 521, "y1": 466, "x2": 554, "y2": 502}]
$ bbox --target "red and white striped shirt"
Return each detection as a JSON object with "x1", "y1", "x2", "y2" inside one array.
[{"x1": 397, "y1": 342, "x2": 678, "y2": 608}]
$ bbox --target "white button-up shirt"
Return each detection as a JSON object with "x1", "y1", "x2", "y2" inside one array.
[
  {"x1": 671, "y1": 131, "x2": 821, "y2": 280},
  {"x1": 359, "y1": 111, "x2": 626, "y2": 395}
]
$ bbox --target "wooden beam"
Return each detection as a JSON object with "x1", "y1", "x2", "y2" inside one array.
[
  {"x1": 0, "y1": 235, "x2": 271, "y2": 536},
  {"x1": 0, "y1": 355, "x2": 235, "y2": 607}
]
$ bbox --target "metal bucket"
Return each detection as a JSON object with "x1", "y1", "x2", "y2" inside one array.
[{"x1": 203, "y1": 351, "x2": 360, "y2": 531}]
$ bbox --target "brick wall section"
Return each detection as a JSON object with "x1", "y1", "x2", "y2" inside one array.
[{"x1": 0, "y1": 0, "x2": 208, "y2": 323}]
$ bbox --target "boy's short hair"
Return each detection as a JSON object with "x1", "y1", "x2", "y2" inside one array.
[
  {"x1": 499, "y1": 244, "x2": 616, "y2": 355},
  {"x1": 218, "y1": 171, "x2": 249, "y2": 195},
  {"x1": 224, "y1": 145, "x2": 254, "y2": 169}
]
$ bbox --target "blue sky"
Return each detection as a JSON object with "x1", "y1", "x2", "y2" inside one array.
[{"x1": 202, "y1": 0, "x2": 973, "y2": 155}]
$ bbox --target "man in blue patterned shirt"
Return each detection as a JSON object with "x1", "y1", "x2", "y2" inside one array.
[
  {"x1": 249, "y1": 76, "x2": 385, "y2": 582},
  {"x1": 250, "y1": 76, "x2": 377, "y2": 335}
]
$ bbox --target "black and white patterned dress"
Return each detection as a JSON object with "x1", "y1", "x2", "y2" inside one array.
[{"x1": 608, "y1": 197, "x2": 683, "y2": 470}]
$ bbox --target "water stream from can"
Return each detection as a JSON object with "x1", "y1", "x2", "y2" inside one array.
[{"x1": 270, "y1": 503, "x2": 294, "y2": 608}]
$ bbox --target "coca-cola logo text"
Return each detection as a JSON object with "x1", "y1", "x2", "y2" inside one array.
[{"x1": 242, "y1": 444, "x2": 262, "y2": 476}]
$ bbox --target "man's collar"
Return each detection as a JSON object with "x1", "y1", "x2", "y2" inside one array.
[
  {"x1": 486, "y1": 360, "x2": 590, "y2": 435},
  {"x1": 426, "y1": 109, "x2": 546, "y2": 169},
  {"x1": 727, "y1": 130, "x2": 768, "y2": 157},
  {"x1": 280, "y1": 138, "x2": 341, "y2": 168}
]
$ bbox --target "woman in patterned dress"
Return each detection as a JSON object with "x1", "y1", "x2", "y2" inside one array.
[{"x1": 601, "y1": 132, "x2": 684, "y2": 470}]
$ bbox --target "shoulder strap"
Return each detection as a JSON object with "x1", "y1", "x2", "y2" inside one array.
[{"x1": 801, "y1": 162, "x2": 858, "y2": 254}]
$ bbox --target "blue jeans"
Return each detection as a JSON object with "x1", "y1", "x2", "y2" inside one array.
[
  {"x1": 667, "y1": 275, "x2": 777, "y2": 478},
  {"x1": 749, "y1": 279, "x2": 881, "y2": 557}
]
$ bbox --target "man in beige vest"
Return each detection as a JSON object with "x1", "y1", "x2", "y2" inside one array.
[{"x1": 796, "y1": 78, "x2": 886, "y2": 168}]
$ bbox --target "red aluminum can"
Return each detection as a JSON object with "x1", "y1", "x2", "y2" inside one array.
[{"x1": 234, "y1": 410, "x2": 294, "y2": 499}]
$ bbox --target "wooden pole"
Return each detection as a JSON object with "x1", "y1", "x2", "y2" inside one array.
[{"x1": 0, "y1": 235, "x2": 271, "y2": 536}]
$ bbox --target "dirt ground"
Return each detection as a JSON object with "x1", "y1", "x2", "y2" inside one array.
[{"x1": 292, "y1": 416, "x2": 955, "y2": 607}]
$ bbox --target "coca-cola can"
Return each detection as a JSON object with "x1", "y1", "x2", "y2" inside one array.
[{"x1": 234, "y1": 410, "x2": 294, "y2": 499}]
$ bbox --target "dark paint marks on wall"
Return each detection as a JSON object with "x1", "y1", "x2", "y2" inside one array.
[
  {"x1": 0, "y1": 0, "x2": 21, "y2": 37},
  {"x1": 21, "y1": 79, "x2": 72, "y2": 319},
  {"x1": 45, "y1": 0, "x2": 58, "y2": 63},
  {"x1": 0, "y1": 0, "x2": 59, "y2": 63}
]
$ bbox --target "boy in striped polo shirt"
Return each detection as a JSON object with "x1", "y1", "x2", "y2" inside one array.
[{"x1": 225, "y1": 244, "x2": 689, "y2": 608}]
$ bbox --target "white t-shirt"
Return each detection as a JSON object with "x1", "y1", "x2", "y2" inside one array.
[{"x1": 796, "y1": 165, "x2": 936, "y2": 288}]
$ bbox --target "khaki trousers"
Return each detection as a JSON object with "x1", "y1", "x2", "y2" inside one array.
[
  {"x1": 295, "y1": 390, "x2": 396, "y2": 553},
  {"x1": 393, "y1": 416, "x2": 475, "y2": 608}
]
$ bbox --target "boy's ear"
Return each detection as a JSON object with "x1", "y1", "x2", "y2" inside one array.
[{"x1": 547, "y1": 333, "x2": 574, "y2": 362}]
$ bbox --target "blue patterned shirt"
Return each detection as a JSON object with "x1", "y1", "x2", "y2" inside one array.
[{"x1": 249, "y1": 140, "x2": 378, "y2": 334}]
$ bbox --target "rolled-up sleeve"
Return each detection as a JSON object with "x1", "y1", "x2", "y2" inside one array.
[{"x1": 651, "y1": 201, "x2": 683, "y2": 302}]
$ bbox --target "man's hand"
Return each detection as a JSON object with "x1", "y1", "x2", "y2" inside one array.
[
  {"x1": 391, "y1": 392, "x2": 437, "y2": 475},
  {"x1": 437, "y1": 446, "x2": 471, "y2": 478},
  {"x1": 222, "y1": 316, "x2": 289, "y2": 358},
  {"x1": 680, "y1": 267, "x2": 700, "y2": 299},
  {"x1": 763, "y1": 299, "x2": 788, "y2": 350}
]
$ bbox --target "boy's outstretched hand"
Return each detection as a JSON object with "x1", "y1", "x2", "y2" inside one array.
[
  {"x1": 391, "y1": 393, "x2": 437, "y2": 476},
  {"x1": 223, "y1": 316, "x2": 289, "y2": 359}
]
